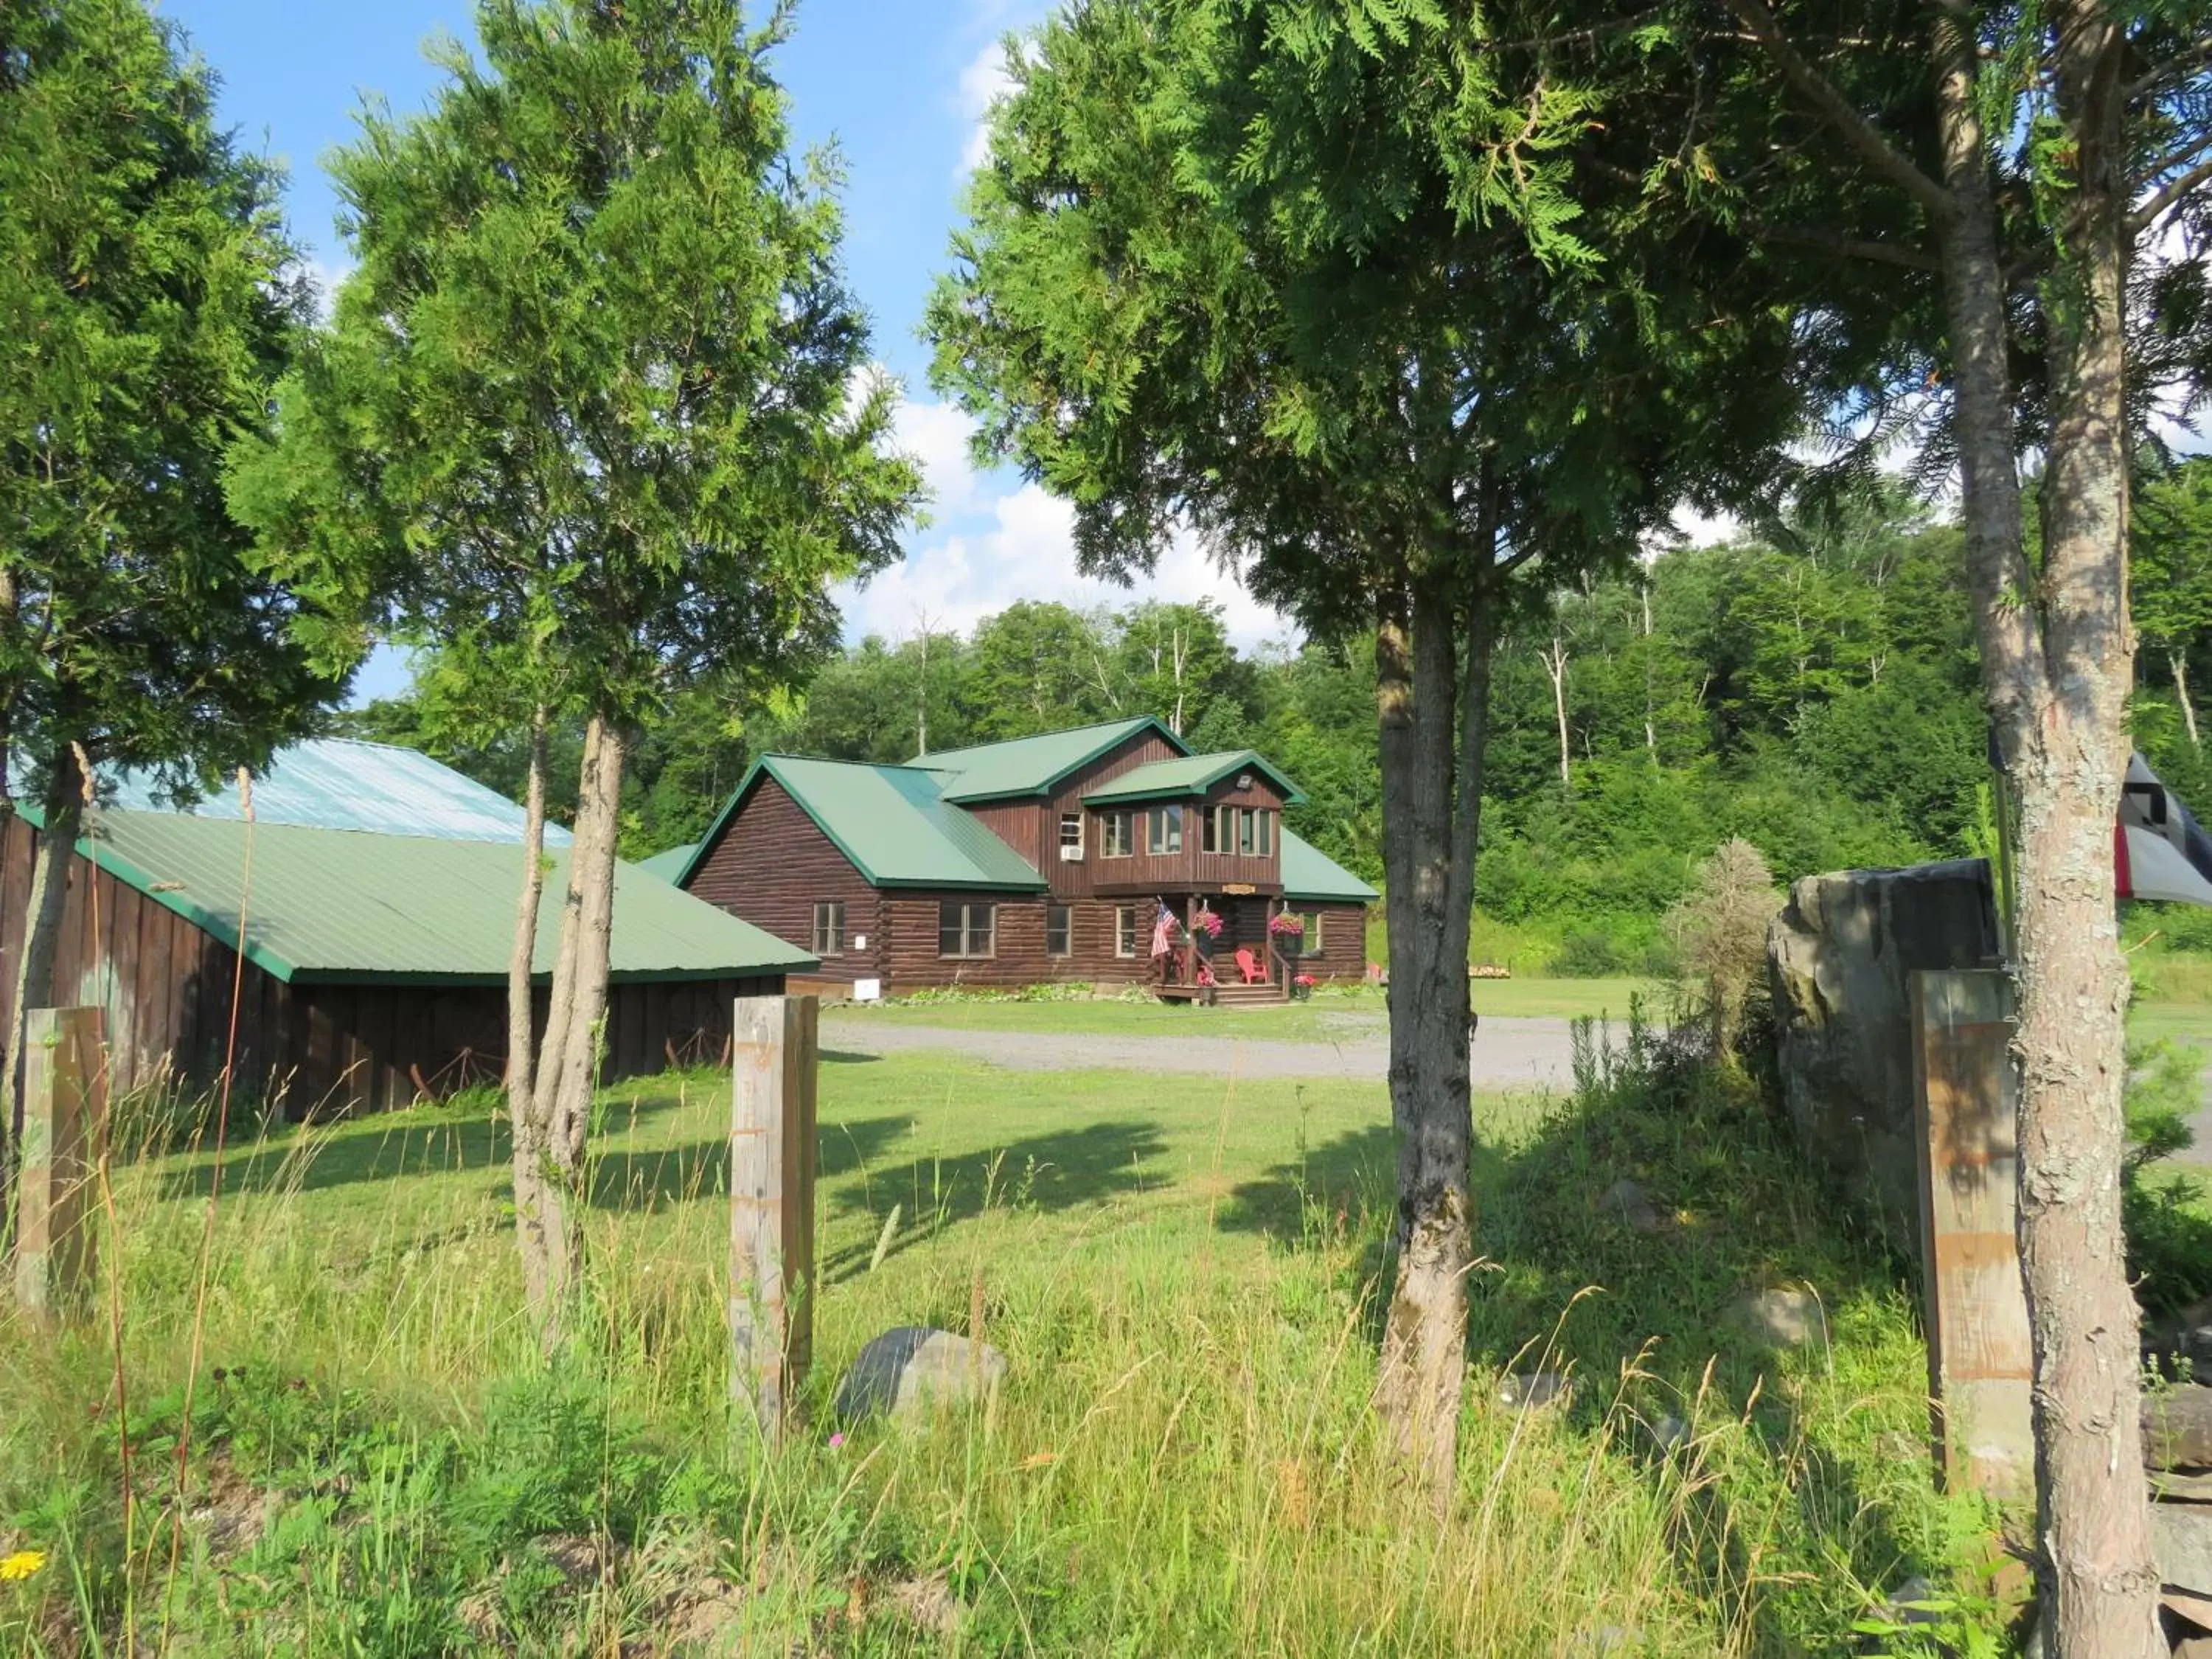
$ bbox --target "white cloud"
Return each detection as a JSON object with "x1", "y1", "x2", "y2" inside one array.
[
  {"x1": 841, "y1": 396, "x2": 1295, "y2": 650},
  {"x1": 956, "y1": 39, "x2": 1016, "y2": 176}
]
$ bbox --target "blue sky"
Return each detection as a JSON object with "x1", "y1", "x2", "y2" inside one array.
[{"x1": 161, "y1": 0, "x2": 1294, "y2": 700}]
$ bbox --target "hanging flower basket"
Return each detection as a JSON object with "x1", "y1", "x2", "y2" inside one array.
[{"x1": 1192, "y1": 908, "x2": 1225, "y2": 953}]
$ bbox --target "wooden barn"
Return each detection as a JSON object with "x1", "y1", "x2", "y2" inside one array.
[
  {"x1": 661, "y1": 717, "x2": 1377, "y2": 1001},
  {"x1": 1, "y1": 740, "x2": 813, "y2": 1115}
]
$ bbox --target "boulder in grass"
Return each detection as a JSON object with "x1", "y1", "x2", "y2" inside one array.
[
  {"x1": 835, "y1": 1327, "x2": 1007, "y2": 1423},
  {"x1": 1735, "y1": 1287, "x2": 1828, "y2": 1349}
]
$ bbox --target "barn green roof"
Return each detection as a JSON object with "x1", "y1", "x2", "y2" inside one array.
[
  {"x1": 680, "y1": 756, "x2": 1047, "y2": 892},
  {"x1": 35, "y1": 805, "x2": 813, "y2": 986},
  {"x1": 919, "y1": 717, "x2": 1183, "y2": 803},
  {"x1": 1082, "y1": 751, "x2": 1306, "y2": 807},
  {"x1": 100, "y1": 737, "x2": 573, "y2": 844},
  {"x1": 635, "y1": 842, "x2": 698, "y2": 883},
  {"x1": 1279, "y1": 830, "x2": 1379, "y2": 904}
]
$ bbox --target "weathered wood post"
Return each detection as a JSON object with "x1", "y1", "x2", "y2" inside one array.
[
  {"x1": 729, "y1": 994, "x2": 818, "y2": 1441},
  {"x1": 13, "y1": 1007, "x2": 106, "y2": 1324},
  {"x1": 1910, "y1": 969, "x2": 2034, "y2": 1496}
]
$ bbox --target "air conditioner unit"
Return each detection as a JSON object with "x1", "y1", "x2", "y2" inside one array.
[{"x1": 1059, "y1": 844, "x2": 1085, "y2": 862}]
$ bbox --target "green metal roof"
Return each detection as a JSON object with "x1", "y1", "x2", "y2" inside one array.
[
  {"x1": 635, "y1": 842, "x2": 698, "y2": 883},
  {"x1": 52, "y1": 807, "x2": 815, "y2": 986},
  {"x1": 1082, "y1": 751, "x2": 1307, "y2": 807},
  {"x1": 1280, "y1": 829, "x2": 1380, "y2": 904},
  {"x1": 920, "y1": 717, "x2": 1185, "y2": 803},
  {"x1": 681, "y1": 756, "x2": 1046, "y2": 892}
]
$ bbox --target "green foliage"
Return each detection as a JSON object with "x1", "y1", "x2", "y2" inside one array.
[
  {"x1": 229, "y1": 0, "x2": 922, "y2": 742},
  {"x1": 0, "y1": 0, "x2": 341, "y2": 802},
  {"x1": 2123, "y1": 1034, "x2": 2212, "y2": 1318}
]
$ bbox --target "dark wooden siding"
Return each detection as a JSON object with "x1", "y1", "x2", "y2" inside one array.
[
  {"x1": 1089, "y1": 774, "x2": 1290, "y2": 896},
  {"x1": 0, "y1": 815, "x2": 782, "y2": 1118},
  {"x1": 686, "y1": 775, "x2": 885, "y2": 984},
  {"x1": 1035, "y1": 731, "x2": 1182, "y2": 900},
  {"x1": 1284, "y1": 902, "x2": 1370, "y2": 983}
]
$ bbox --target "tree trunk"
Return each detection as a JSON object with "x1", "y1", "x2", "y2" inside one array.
[
  {"x1": 1374, "y1": 549, "x2": 1492, "y2": 1512},
  {"x1": 1542, "y1": 637, "x2": 1571, "y2": 787},
  {"x1": 7, "y1": 743, "x2": 84, "y2": 1153},
  {"x1": 507, "y1": 708, "x2": 551, "y2": 1304},
  {"x1": 517, "y1": 712, "x2": 627, "y2": 1349},
  {"x1": 2174, "y1": 651, "x2": 2199, "y2": 750},
  {"x1": 1931, "y1": 10, "x2": 2159, "y2": 1651}
]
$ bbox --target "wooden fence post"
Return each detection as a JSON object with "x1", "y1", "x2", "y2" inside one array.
[
  {"x1": 729, "y1": 994, "x2": 818, "y2": 1441},
  {"x1": 13, "y1": 1007, "x2": 106, "y2": 1324},
  {"x1": 1910, "y1": 969, "x2": 2035, "y2": 1497}
]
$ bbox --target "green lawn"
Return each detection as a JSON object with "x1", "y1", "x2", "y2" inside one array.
[
  {"x1": 0, "y1": 1045, "x2": 1994, "y2": 1655},
  {"x1": 839, "y1": 975, "x2": 1660, "y2": 1040}
]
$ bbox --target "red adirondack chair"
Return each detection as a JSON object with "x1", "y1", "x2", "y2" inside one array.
[{"x1": 1234, "y1": 946, "x2": 1267, "y2": 984}]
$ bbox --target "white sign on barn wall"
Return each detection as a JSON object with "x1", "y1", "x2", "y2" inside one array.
[{"x1": 852, "y1": 978, "x2": 883, "y2": 1002}]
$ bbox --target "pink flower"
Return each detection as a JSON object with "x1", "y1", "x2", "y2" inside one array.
[{"x1": 828, "y1": 1433, "x2": 846, "y2": 1450}]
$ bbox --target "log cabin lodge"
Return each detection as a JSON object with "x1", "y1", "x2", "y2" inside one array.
[{"x1": 659, "y1": 717, "x2": 1378, "y2": 1003}]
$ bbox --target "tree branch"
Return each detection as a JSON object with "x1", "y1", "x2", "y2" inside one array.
[
  {"x1": 1749, "y1": 220, "x2": 1941, "y2": 270},
  {"x1": 2130, "y1": 152, "x2": 2212, "y2": 237},
  {"x1": 1711, "y1": 0, "x2": 1956, "y2": 220}
]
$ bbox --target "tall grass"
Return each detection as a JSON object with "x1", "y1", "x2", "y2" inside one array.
[{"x1": 0, "y1": 1034, "x2": 2006, "y2": 1655}]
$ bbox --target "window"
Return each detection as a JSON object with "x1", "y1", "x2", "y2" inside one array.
[
  {"x1": 1046, "y1": 902, "x2": 1073, "y2": 957},
  {"x1": 811, "y1": 900, "x2": 845, "y2": 955},
  {"x1": 1301, "y1": 911, "x2": 1324, "y2": 950},
  {"x1": 1115, "y1": 905, "x2": 1140, "y2": 959},
  {"x1": 1209, "y1": 806, "x2": 1278, "y2": 858},
  {"x1": 1147, "y1": 804, "x2": 1185, "y2": 855},
  {"x1": 1100, "y1": 810, "x2": 1135, "y2": 858},
  {"x1": 1059, "y1": 813, "x2": 1084, "y2": 859},
  {"x1": 938, "y1": 901, "x2": 996, "y2": 959},
  {"x1": 1202, "y1": 807, "x2": 1222, "y2": 854}
]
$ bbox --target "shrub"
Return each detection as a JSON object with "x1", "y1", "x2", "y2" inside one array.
[
  {"x1": 1663, "y1": 838, "x2": 1781, "y2": 1052},
  {"x1": 1549, "y1": 927, "x2": 1624, "y2": 978}
]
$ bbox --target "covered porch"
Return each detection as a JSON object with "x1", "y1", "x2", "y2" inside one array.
[{"x1": 1146, "y1": 889, "x2": 1304, "y2": 1005}]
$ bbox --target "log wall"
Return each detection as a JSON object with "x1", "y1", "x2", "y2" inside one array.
[{"x1": 0, "y1": 815, "x2": 780, "y2": 1118}]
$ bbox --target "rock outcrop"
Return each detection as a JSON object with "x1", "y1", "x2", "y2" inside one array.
[{"x1": 1765, "y1": 858, "x2": 2000, "y2": 1254}]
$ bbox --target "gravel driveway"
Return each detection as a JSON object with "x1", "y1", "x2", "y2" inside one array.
[{"x1": 821, "y1": 1012, "x2": 1579, "y2": 1090}]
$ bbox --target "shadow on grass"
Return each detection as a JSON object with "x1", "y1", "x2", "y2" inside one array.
[
  {"x1": 157, "y1": 1106, "x2": 518, "y2": 1200},
  {"x1": 585, "y1": 1113, "x2": 919, "y2": 1215},
  {"x1": 821, "y1": 1118, "x2": 1168, "y2": 1283},
  {"x1": 1212, "y1": 1026, "x2": 1968, "y2": 1652}
]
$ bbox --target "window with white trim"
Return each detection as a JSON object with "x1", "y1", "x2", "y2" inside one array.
[
  {"x1": 811, "y1": 900, "x2": 845, "y2": 955},
  {"x1": 1059, "y1": 813, "x2": 1084, "y2": 858},
  {"x1": 1046, "y1": 902, "x2": 1073, "y2": 957},
  {"x1": 1147, "y1": 804, "x2": 1185, "y2": 855},
  {"x1": 1115, "y1": 905, "x2": 1139, "y2": 958},
  {"x1": 1100, "y1": 810, "x2": 1135, "y2": 858}
]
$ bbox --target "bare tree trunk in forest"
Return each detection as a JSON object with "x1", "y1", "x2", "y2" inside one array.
[
  {"x1": 7, "y1": 742, "x2": 83, "y2": 1152},
  {"x1": 1641, "y1": 578, "x2": 1658, "y2": 757},
  {"x1": 1541, "y1": 636, "x2": 1571, "y2": 787},
  {"x1": 1930, "y1": 13, "x2": 2157, "y2": 1651},
  {"x1": 507, "y1": 707, "x2": 551, "y2": 1299},
  {"x1": 1374, "y1": 515, "x2": 1498, "y2": 1511},
  {"x1": 516, "y1": 712, "x2": 627, "y2": 1349},
  {"x1": 2174, "y1": 651, "x2": 2199, "y2": 750}
]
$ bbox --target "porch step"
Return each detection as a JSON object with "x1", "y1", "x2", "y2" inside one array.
[{"x1": 1208, "y1": 981, "x2": 1287, "y2": 1006}]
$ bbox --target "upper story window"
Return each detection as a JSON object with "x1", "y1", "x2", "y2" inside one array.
[
  {"x1": 811, "y1": 900, "x2": 846, "y2": 955},
  {"x1": 1147, "y1": 804, "x2": 1184, "y2": 855},
  {"x1": 1207, "y1": 805, "x2": 1276, "y2": 857},
  {"x1": 1059, "y1": 812, "x2": 1085, "y2": 860},
  {"x1": 1100, "y1": 810, "x2": 1135, "y2": 858}
]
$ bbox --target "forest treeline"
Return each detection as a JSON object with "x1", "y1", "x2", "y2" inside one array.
[{"x1": 345, "y1": 462, "x2": 2211, "y2": 973}]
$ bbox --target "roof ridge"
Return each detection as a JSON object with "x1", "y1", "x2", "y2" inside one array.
[
  {"x1": 918, "y1": 714, "x2": 1154, "y2": 761},
  {"x1": 765, "y1": 751, "x2": 947, "y2": 776}
]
